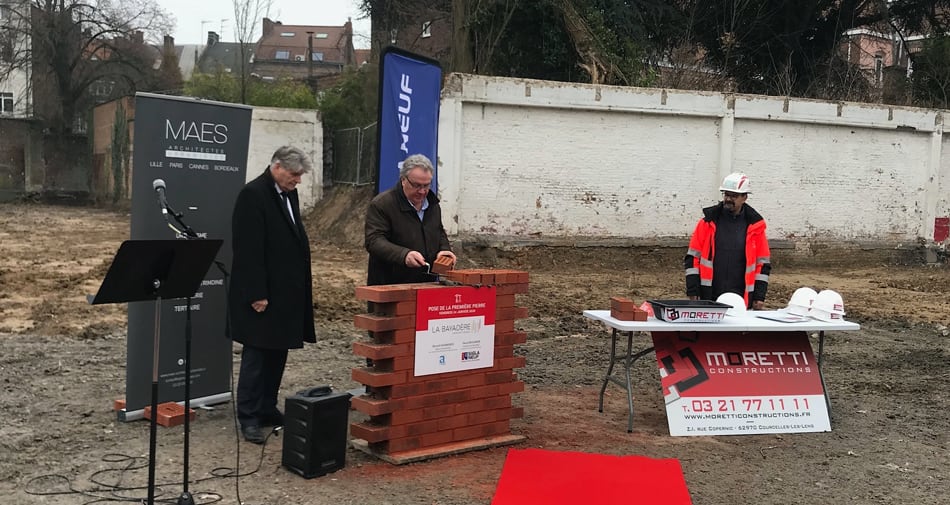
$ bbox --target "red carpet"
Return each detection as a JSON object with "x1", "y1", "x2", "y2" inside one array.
[{"x1": 491, "y1": 448, "x2": 692, "y2": 505}]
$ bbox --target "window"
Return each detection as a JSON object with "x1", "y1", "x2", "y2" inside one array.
[
  {"x1": 311, "y1": 52, "x2": 323, "y2": 61},
  {"x1": 280, "y1": 32, "x2": 295, "y2": 37},
  {"x1": 314, "y1": 33, "x2": 328, "y2": 39},
  {"x1": 275, "y1": 50, "x2": 290, "y2": 60},
  {"x1": 874, "y1": 55, "x2": 883, "y2": 84},
  {"x1": 0, "y1": 92, "x2": 13, "y2": 114},
  {"x1": 422, "y1": 21, "x2": 432, "y2": 38}
]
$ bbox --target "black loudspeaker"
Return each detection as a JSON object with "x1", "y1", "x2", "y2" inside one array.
[{"x1": 281, "y1": 387, "x2": 352, "y2": 478}]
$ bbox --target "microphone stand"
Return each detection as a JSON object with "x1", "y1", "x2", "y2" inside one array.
[{"x1": 162, "y1": 201, "x2": 199, "y2": 505}]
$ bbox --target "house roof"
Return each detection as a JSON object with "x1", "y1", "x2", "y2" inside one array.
[
  {"x1": 256, "y1": 19, "x2": 352, "y2": 63},
  {"x1": 198, "y1": 41, "x2": 252, "y2": 74}
]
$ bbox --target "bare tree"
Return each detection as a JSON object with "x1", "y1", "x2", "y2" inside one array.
[
  {"x1": 0, "y1": 0, "x2": 172, "y2": 132},
  {"x1": 232, "y1": 0, "x2": 272, "y2": 104}
]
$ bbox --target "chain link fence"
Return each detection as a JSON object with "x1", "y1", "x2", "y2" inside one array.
[{"x1": 330, "y1": 122, "x2": 377, "y2": 186}]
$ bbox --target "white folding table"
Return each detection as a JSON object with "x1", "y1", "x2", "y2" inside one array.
[{"x1": 583, "y1": 310, "x2": 861, "y2": 433}]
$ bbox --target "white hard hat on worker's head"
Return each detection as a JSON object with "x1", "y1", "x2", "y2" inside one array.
[
  {"x1": 810, "y1": 289, "x2": 846, "y2": 322},
  {"x1": 719, "y1": 173, "x2": 752, "y2": 194},
  {"x1": 716, "y1": 292, "x2": 747, "y2": 317},
  {"x1": 786, "y1": 287, "x2": 817, "y2": 316}
]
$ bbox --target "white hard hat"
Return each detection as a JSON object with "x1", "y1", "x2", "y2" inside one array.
[
  {"x1": 719, "y1": 173, "x2": 751, "y2": 194},
  {"x1": 716, "y1": 292, "x2": 747, "y2": 317},
  {"x1": 786, "y1": 287, "x2": 818, "y2": 317},
  {"x1": 811, "y1": 289, "x2": 846, "y2": 322}
]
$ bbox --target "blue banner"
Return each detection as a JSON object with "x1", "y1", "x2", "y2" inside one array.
[{"x1": 376, "y1": 47, "x2": 442, "y2": 194}]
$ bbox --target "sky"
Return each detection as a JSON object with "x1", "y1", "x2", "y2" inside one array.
[{"x1": 156, "y1": 0, "x2": 371, "y2": 48}]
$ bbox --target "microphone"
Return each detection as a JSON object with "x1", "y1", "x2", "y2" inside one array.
[{"x1": 153, "y1": 178, "x2": 169, "y2": 215}]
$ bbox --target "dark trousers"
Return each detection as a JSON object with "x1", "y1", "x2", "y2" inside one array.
[{"x1": 237, "y1": 344, "x2": 288, "y2": 428}]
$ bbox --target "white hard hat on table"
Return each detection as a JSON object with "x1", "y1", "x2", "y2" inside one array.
[
  {"x1": 716, "y1": 292, "x2": 747, "y2": 317},
  {"x1": 811, "y1": 289, "x2": 846, "y2": 322},
  {"x1": 787, "y1": 287, "x2": 818, "y2": 316}
]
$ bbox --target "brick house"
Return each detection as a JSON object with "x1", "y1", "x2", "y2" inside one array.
[
  {"x1": 369, "y1": 4, "x2": 452, "y2": 66},
  {"x1": 841, "y1": 28, "x2": 927, "y2": 84},
  {"x1": 251, "y1": 18, "x2": 356, "y2": 84}
]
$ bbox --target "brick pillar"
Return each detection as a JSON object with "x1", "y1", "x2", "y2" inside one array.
[{"x1": 350, "y1": 270, "x2": 529, "y2": 464}]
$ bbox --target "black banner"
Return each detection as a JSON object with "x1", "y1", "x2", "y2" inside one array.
[{"x1": 125, "y1": 93, "x2": 251, "y2": 413}]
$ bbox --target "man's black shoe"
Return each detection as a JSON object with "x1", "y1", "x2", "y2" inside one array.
[{"x1": 241, "y1": 425, "x2": 265, "y2": 444}]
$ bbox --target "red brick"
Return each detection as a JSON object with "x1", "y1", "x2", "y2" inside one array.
[
  {"x1": 353, "y1": 342, "x2": 411, "y2": 360},
  {"x1": 486, "y1": 370, "x2": 516, "y2": 384},
  {"x1": 423, "y1": 377, "x2": 458, "y2": 393},
  {"x1": 385, "y1": 436, "x2": 422, "y2": 453},
  {"x1": 422, "y1": 403, "x2": 456, "y2": 420},
  {"x1": 440, "y1": 270, "x2": 467, "y2": 283},
  {"x1": 389, "y1": 382, "x2": 424, "y2": 398},
  {"x1": 373, "y1": 300, "x2": 417, "y2": 317},
  {"x1": 454, "y1": 396, "x2": 513, "y2": 415},
  {"x1": 436, "y1": 414, "x2": 469, "y2": 431},
  {"x1": 351, "y1": 367, "x2": 407, "y2": 387},
  {"x1": 465, "y1": 410, "x2": 497, "y2": 425},
  {"x1": 143, "y1": 402, "x2": 195, "y2": 428},
  {"x1": 350, "y1": 422, "x2": 390, "y2": 443},
  {"x1": 494, "y1": 345, "x2": 514, "y2": 358},
  {"x1": 479, "y1": 271, "x2": 496, "y2": 285},
  {"x1": 496, "y1": 283, "x2": 529, "y2": 295},
  {"x1": 456, "y1": 373, "x2": 486, "y2": 388},
  {"x1": 421, "y1": 430, "x2": 454, "y2": 448},
  {"x1": 495, "y1": 331, "x2": 528, "y2": 345},
  {"x1": 495, "y1": 306, "x2": 526, "y2": 321},
  {"x1": 610, "y1": 296, "x2": 636, "y2": 312},
  {"x1": 403, "y1": 389, "x2": 472, "y2": 409},
  {"x1": 610, "y1": 307, "x2": 648, "y2": 321},
  {"x1": 351, "y1": 395, "x2": 404, "y2": 416},
  {"x1": 354, "y1": 314, "x2": 414, "y2": 332},
  {"x1": 113, "y1": 398, "x2": 126, "y2": 411},
  {"x1": 355, "y1": 284, "x2": 418, "y2": 303},
  {"x1": 498, "y1": 381, "x2": 525, "y2": 395},
  {"x1": 406, "y1": 419, "x2": 442, "y2": 436},
  {"x1": 391, "y1": 408, "x2": 425, "y2": 425},
  {"x1": 470, "y1": 384, "x2": 501, "y2": 399},
  {"x1": 454, "y1": 421, "x2": 510, "y2": 442},
  {"x1": 495, "y1": 294, "x2": 515, "y2": 308},
  {"x1": 495, "y1": 319, "x2": 515, "y2": 334},
  {"x1": 494, "y1": 356, "x2": 526, "y2": 370},
  {"x1": 368, "y1": 328, "x2": 417, "y2": 345}
]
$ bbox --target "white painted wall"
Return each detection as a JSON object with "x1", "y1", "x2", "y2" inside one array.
[
  {"x1": 247, "y1": 106, "x2": 323, "y2": 210},
  {"x1": 438, "y1": 74, "x2": 945, "y2": 247}
]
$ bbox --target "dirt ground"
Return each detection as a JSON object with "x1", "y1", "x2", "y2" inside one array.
[{"x1": 1, "y1": 191, "x2": 948, "y2": 505}]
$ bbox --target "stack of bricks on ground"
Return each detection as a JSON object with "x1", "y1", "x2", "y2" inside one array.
[
  {"x1": 610, "y1": 296, "x2": 648, "y2": 321},
  {"x1": 351, "y1": 269, "x2": 529, "y2": 455}
]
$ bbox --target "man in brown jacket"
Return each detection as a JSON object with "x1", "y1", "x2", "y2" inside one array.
[{"x1": 364, "y1": 153, "x2": 456, "y2": 286}]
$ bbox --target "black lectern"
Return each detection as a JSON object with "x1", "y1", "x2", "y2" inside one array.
[{"x1": 90, "y1": 239, "x2": 222, "y2": 505}]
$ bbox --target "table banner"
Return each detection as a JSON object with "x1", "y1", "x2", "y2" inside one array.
[
  {"x1": 652, "y1": 331, "x2": 830, "y2": 436},
  {"x1": 414, "y1": 286, "x2": 496, "y2": 376}
]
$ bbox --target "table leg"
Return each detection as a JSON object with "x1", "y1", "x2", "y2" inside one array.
[
  {"x1": 598, "y1": 328, "x2": 619, "y2": 413},
  {"x1": 816, "y1": 330, "x2": 833, "y2": 420},
  {"x1": 624, "y1": 330, "x2": 634, "y2": 433}
]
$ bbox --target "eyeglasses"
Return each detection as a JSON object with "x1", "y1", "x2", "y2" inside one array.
[
  {"x1": 404, "y1": 178, "x2": 431, "y2": 191},
  {"x1": 722, "y1": 191, "x2": 745, "y2": 199}
]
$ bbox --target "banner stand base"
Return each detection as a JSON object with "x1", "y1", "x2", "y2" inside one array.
[{"x1": 116, "y1": 392, "x2": 232, "y2": 422}]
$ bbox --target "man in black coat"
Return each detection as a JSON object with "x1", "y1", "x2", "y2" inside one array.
[
  {"x1": 365, "y1": 153, "x2": 456, "y2": 286},
  {"x1": 228, "y1": 146, "x2": 315, "y2": 444}
]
